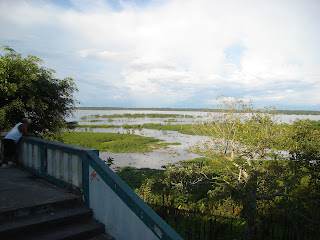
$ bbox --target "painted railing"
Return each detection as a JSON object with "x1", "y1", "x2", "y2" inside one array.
[{"x1": 0, "y1": 136, "x2": 183, "y2": 240}]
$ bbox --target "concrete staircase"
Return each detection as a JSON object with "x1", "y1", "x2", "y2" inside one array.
[{"x1": 0, "y1": 167, "x2": 112, "y2": 240}]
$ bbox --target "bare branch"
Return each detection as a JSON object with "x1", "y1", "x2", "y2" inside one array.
[
  {"x1": 222, "y1": 154, "x2": 249, "y2": 180},
  {"x1": 246, "y1": 157, "x2": 253, "y2": 168},
  {"x1": 238, "y1": 169, "x2": 242, "y2": 182}
]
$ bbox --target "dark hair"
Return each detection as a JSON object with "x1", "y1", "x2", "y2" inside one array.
[{"x1": 21, "y1": 118, "x2": 31, "y2": 124}]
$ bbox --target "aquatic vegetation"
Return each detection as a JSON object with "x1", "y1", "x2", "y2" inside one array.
[
  {"x1": 78, "y1": 123, "x2": 214, "y2": 136},
  {"x1": 80, "y1": 113, "x2": 194, "y2": 120},
  {"x1": 49, "y1": 131, "x2": 172, "y2": 153},
  {"x1": 65, "y1": 108, "x2": 320, "y2": 240}
]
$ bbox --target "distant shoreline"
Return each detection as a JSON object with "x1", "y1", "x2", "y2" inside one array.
[
  {"x1": 76, "y1": 107, "x2": 209, "y2": 112},
  {"x1": 75, "y1": 107, "x2": 320, "y2": 115}
]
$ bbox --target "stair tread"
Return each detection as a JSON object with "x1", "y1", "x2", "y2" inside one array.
[
  {"x1": 5, "y1": 218, "x2": 105, "y2": 240},
  {"x1": 0, "y1": 195, "x2": 80, "y2": 215},
  {"x1": 0, "y1": 205, "x2": 92, "y2": 233},
  {"x1": 0, "y1": 167, "x2": 81, "y2": 213},
  {"x1": 0, "y1": 168, "x2": 106, "y2": 240},
  {"x1": 85, "y1": 233, "x2": 115, "y2": 240}
]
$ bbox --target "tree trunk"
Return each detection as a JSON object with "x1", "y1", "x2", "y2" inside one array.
[
  {"x1": 243, "y1": 210, "x2": 256, "y2": 240},
  {"x1": 242, "y1": 177, "x2": 258, "y2": 240}
]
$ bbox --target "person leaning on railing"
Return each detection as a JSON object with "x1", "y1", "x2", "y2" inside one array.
[{"x1": 1, "y1": 118, "x2": 34, "y2": 168}]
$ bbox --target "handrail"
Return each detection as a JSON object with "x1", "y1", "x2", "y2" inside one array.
[{"x1": 0, "y1": 136, "x2": 183, "y2": 240}]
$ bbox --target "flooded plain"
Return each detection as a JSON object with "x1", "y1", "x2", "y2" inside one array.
[
  {"x1": 67, "y1": 109, "x2": 208, "y2": 126},
  {"x1": 68, "y1": 109, "x2": 320, "y2": 169},
  {"x1": 76, "y1": 127, "x2": 211, "y2": 169}
]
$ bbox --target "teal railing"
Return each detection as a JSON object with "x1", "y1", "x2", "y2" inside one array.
[{"x1": 0, "y1": 136, "x2": 183, "y2": 240}]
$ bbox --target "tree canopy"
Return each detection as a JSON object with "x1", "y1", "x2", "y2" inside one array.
[
  {"x1": 132, "y1": 97, "x2": 320, "y2": 239},
  {"x1": 192, "y1": 97, "x2": 320, "y2": 239},
  {"x1": 0, "y1": 46, "x2": 78, "y2": 134}
]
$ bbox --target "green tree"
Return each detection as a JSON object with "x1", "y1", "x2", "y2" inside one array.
[
  {"x1": 192, "y1": 96, "x2": 320, "y2": 239},
  {"x1": 0, "y1": 46, "x2": 78, "y2": 134}
]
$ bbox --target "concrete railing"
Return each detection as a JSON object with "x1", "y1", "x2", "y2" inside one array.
[{"x1": 1, "y1": 136, "x2": 183, "y2": 240}]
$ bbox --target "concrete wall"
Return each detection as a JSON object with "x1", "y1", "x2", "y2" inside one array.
[
  {"x1": 1, "y1": 136, "x2": 183, "y2": 240},
  {"x1": 89, "y1": 165, "x2": 159, "y2": 239}
]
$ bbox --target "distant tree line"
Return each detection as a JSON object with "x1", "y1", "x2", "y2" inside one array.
[{"x1": 76, "y1": 107, "x2": 320, "y2": 115}]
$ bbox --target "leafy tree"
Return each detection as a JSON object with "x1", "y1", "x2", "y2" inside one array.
[
  {"x1": 190, "y1": 96, "x2": 320, "y2": 239},
  {"x1": 0, "y1": 46, "x2": 78, "y2": 134},
  {"x1": 119, "y1": 97, "x2": 319, "y2": 239}
]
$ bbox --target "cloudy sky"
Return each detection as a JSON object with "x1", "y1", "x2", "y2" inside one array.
[{"x1": 1, "y1": 0, "x2": 319, "y2": 110}]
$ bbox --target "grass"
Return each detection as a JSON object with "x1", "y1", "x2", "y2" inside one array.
[
  {"x1": 139, "y1": 123, "x2": 206, "y2": 135},
  {"x1": 49, "y1": 131, "x2": 176, "y2": 153}
]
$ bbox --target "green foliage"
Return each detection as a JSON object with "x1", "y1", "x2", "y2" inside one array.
[
  {"x1": 79, "y1": 124, "x2": 120, "y2": 128},
  {"x1": 118, "y1": 156, "x2": 319, "y2": 239},
  {"x1": 47, "y1": 131, "x2": 169, "y2": 153},
  {"x1": 96, "y1": 99, "x2": 320, "y2": 239},
  {"x1": 65, "y1": 102, "x2": 320, "y2": 239},
  {"x1": 141, "y1": 123, "x2": 200, "y2": 135},
  {"x1": 284, "y1": 119, "x2": 320, "y2": 163},
  {"x1": 116, "y1": 162, "x2": 244, "y2": 239},
  {"x1": 135, "y1": 158, "x2": 222, "y2": 210},
  {"x1": 108, "y1": 96, "x2": 318, "y2": 239},
  {"x1": 0, "y1": 46, "x2": 77, "y2": 134},
  {"x1": 189, "y1": 96, "x2": 320, "y2": 239},
  {"x1": 116, "y1": 167, "x2": 164, "y2": 190},
  {"x1": 309, "y1": 120, "x2": 320, "y2": 130}
]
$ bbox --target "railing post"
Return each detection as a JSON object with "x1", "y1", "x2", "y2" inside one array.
[
  {"x1": 82, "y1": 152, "x2": 90, "y2": 205},
  {"x1": 0, "y1": 136, "x2": 4, "y2": 163},
  {"x1": 40, "y1": 145, "x2": 47, "y2": 175}
]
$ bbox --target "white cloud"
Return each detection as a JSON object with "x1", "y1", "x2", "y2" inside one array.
[
  {"x1": 0, "y1": 0, "x2": 319, "y2": 109},
  {"x1": 77, "y1": 49, "x2": 134, "y2": 62}
]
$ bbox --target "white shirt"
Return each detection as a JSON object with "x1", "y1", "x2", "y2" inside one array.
[{"x1": 4, "y1": 123, "x2": 23, "y2": 143}]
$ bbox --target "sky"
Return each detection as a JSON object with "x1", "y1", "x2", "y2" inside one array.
[{"x1": 0, "y1": 0, "x2": 319, "y2": 110}]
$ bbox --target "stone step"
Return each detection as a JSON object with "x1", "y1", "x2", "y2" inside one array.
[
  {"x1": 0, "y1": 167, "x2": 83, "y2": 221},
  {"x1": 85, "y1": 233, "x2": 115, "y2": 240},
  {"x1": 0, "y1": 167, "x2": 106, "y2": 240},
  {"x1": 0, "y1": 204, "x2": 93, "y2": 236},
  {"x1": 3, "y1": 218, "x2": 105, "y2": 240},
  {"x1": 0, "y1": 195, "x2": 81, "y2": 221}
]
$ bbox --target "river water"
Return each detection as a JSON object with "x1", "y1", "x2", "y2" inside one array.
[{"x1": 67, "y1": 110, "x2": 320, "y2": 169}]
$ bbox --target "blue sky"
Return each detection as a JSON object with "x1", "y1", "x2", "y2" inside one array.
[{"x1": 1, "y1": 0, "x2": 319, "y2": 110}]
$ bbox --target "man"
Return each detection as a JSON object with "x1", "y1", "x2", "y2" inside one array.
[{"x1": 1, "y1": 118, "x2": 34, "y2": 168}]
